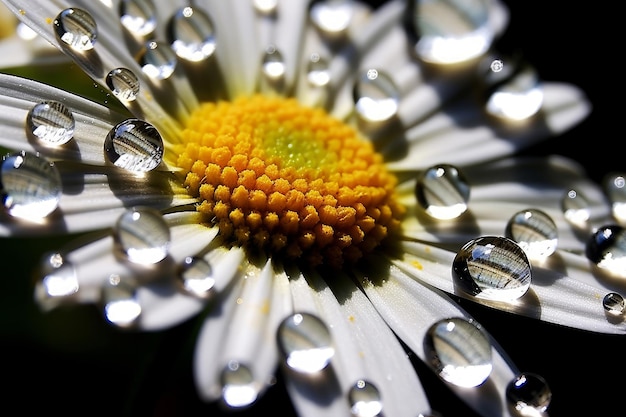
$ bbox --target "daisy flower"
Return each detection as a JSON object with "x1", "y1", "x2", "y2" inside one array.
[{"x1": 0, "y1": 1, "x2": 623, "y2": 416}]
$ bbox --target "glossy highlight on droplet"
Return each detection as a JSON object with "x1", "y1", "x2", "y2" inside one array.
[
  {"x1": 26, "y1": 101, "x2": 75, "y2": 146},
  {"x1": 277, "y1": 312, "x2": 334, "y2": 373},
  {"x1": 53, "y1": 8, "x2": 97, "y2": 51},
  {"x1": 104, "y1": 118, "x2": 164, "y2": 172},
  {"x1": 114, "y1": 207, "x2": 170, "y2": 265}
]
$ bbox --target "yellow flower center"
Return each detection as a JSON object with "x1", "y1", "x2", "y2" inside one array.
[{"x1": 174, "y1": 95, "x2": 404, "y2": 267}]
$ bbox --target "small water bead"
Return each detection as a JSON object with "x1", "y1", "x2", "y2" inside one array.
[
  {"x1": 348, "y1": 379, "x2": 383, "y2": 417},
  {"x1": 604, "y1": 174, "x2": 626, "y2": 223},
  {"x1": 307, "y1": 53, "x2": 331, "y2": 87},
  {"x1": 220, "y1": 360, "x2": 258, "y2": 408},
  {"x1": 168, "y1": 7, "x2": 216, "y2": 62},
  {"x1": 104, "y1": 118, "x2": 164, "y2": 172},
  {"x1": 119, "y1": 0, "x2": 157, "y2": 37},
  {"x1": 53, "y1": 8, "x2": 97, "y2": 51},
  {"x1": 277, "y1": 312, "x2": 334, "y2": 373},
  {"x1": 424, "y1": 317, "x2": 492, "y2": 388},
  {"x1": 39, "y1": 252, "x2": 79, "y2": 297},
  {"x1": 103, "y1": 273, "x2": 141, "y2": 327},
  {"x1": 485, "y1": 64, "x2": 544, "y2": 121},
  {"x1": 105, "y1": 68, "x2": 140, "y2": 101},
  {"x1": 26, "y1": 101, "x2": 75, "y2": 146},
  {"x1": 561, "y1": 189, "x2": 590, "y2": 227},
  {"x1": 411, "y1": 0, "x2": 493, "y2": 64},
  {"x1": 176, "y1": 256, "x2": 215, "y2": 298},
  {"x1": 505, "y1": 209, "x2": 558, "y2": 260},
  {"x1": 262, "y1": 45, "x2": 286, "y2": 80},
  {"x1": 114, "y1": 207, "x2": 170, "y2": 265},
  {"x1": 505, "y1": 373, "x2": 552, "y2": 415},
  {"x1": 415, "y1": 164, "x2": 470, "y2": 220},
  {"x1": 0, "y1": 151, "x2": 62, "y2": 220},
  {"x1": 453, "y1": 236, "x2": 531, "y2": 302},
  {"x1": 139, "y1": 40, "x2": 178, "y2": 80},
  {"x1": 354, "y1": 69, "x2": 399, "y2": 123},
  {"x1": 253, "y1": 0, "x2": 278, "y2": 14},
  {"x1": 310, "y1": 0, "x2": 354, "y2": 35},
  {"x1": 586, "y1": 225, "x2": 626, "y2": 277},
  {"x1": 603, "y1": 292, "x2": 626, "y2": 315}
]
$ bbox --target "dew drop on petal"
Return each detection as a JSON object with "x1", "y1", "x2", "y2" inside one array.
[
  {"x1": 38, "y1": 252, "x2": 79, "y2": 298},
  {"x1": 424, "y1": 317, "x2": 492, "y2": 388},
  {"x1": 106, "y1": 67, "x2": 140, "y2": 101},
  {"x1": 415, "y1": 164, "x2": 470, "y2": 220},
  {"x1": 26, "y1": 101, "x2": 75, "y2": 146},
  {"x1": 103, "y1": 273, "x2": 141, "y2": 327},
  {"x1": 604, "y1": 174, "x2": 626, "y2": 223},
  {"x1": 277, "y1": 312, "x2": 334, "y2": 373},
  {"x1": 485, "y1": 64, "x2": 544, "y2": 121},
  {"x1": 220, "y1": 360, "x2": 258, "y2": 408},
  {"x1": 561, "y1": 189, "x2": 590, "y2": 227},
  {"x1": 53, "y1": 8, "x2": 97, "y2": 51},
  {"x1": 348, "y1": 379, "x2": 383, "y2": 417},
  {"x1": 307, "y1": 53, "x2": 331, "y2": 87},
  {"x1": 586, "y1": 225, "x2": 626, "y2": 277},
  {"x1": 119, "y1": 0, "x2": 157, "y2": 37},
  {"x1": 0, "y1": 151, "x2": 62, "y2": 220},
  {"x1": 253, "y1": 0, "x2": 278, "y2": 14},
  {"x1": 354, "y1": 69, "x2": 399, "y2": 123},
  {"x1": 139, "y1": 40, "x2": 177, "y2": 80},
  {"x1": 505, "y1": 209, "x2": 558, "y2": 260},
  {"x1": 262, "y1": 45, "x2": 286, "y2": 81},
  {"x1": 412, "y1": 0, "x2": 493, "y2": 64},
  {"x1": 603, "y1": 292, "x2": 626, "y2": 315},
  {"x1": 505, "y1": 373, "x2": 552, "y2": 415},
  {"x1": 176, "y1": 256, "x2": 215, "y2": 298},
  {"x1": 453, "y1": 236, "x2": 531, "y2": 301},
  {"x1": 310, "y1": 0, "x2": 354, "y2": 35},
  {"x1": 114, "y1": 207, "x2": 170, "y2": 265},
  {"x1": 168, "y1": 7, "x2": 216, "y2": 62},
  {"x1": 104, "y1": 118, "x2": 164, "y2": 172}
]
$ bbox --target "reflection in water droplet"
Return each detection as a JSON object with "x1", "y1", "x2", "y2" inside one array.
[
  {"x1": 253, "y1": 0, "x2": 278, "y2": 14},
  {"x1": 114, "y1": 207, "x2": 170, "y2": 264},
  {"x1": 40, "y1": 252, "x2": 79, "y2": 297},
  {"x1": 486, "y1": 64, "x2": 544, "y2": 121},
  {"x1": 27, "y1": 101, "x2": 75, "y2": 146},
  {"x1": 0, "y1": 151, "x2": 62, "y2": 220},
  {"x1": 505, "y1": 209, "x2": 558, "y2": 261},
  {"x1": 354, "y1": 69, "x2": 399, "y2": 123},
  {"x1": 349, "y1": 379, "x2": 383, "y2": 417},
  {"x1": 106, "y1": 68, "x2": 140, "y2": 101},
  {"x1": 604, "y1": 174, "x2": 626, "y2": 223},
  {"x1": 220, "y1": 360, "x2": 258, "y2": 408},
  {"x1": 119, "y1": 0, "x2": 157, "y2": 37},
  {"x1": 104, "y1": 118, "x2": 164, "y2": 172},
  {"x1": 53, "y1": 8, "x2": 97, "y2": 51},
  {"x1": 177, "y1": 256, "x2": 215, "y2": 298},
  {"x1": 561, "y1": 189, "x2": 590, "y2": 227},
  {"x1": 412, "y1": 0, "x2": 493, "y2": 64},
  {"x1": 586, "y1": 225, "x2": 626, "y2": 276},
  {"x1": 453, "y1": 236, "x2": 531, "y2": 301},
  {"x1": 139, "y1": 41, "x2": 177, "y2": 80},
  {"x1": 415, "y1": 164, "x2": 470, "y2": 220},
  {"x1": 103, "y1": 273, "x2": 141, "y2": 327},
  {"x1": 506, "y1": 373, "x2": 552, "y2": 415},
  {"x1": 307, "y1": 53, "x2": 330, "y2": 87},
  {"x1": 168, "y1": 7, "x2": 216, "y2": 62},
  {"x1": 262, "y1": 45, "x2": 286, "y2": 80},
  {"x1": 425, "y1": 317, "x2": 492, "y2": 388},
  {"x1": 603, "y1": 292, "x2": 626, "y2": 315},
  {"x1": 310, "y1": 0, "x2": 354, "y2": 35},
  {"x1": 277, "y1": 312, "x2": 334, "y2": 373}
]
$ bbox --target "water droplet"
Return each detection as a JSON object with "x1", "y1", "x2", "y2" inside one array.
[
  {"x1": 453, "y1": 236, "x2": 532, "y2": 301},
  {"x1": 603, "y1": 292, "x2": 626, "y2": 315},
  {"x1": 168, "y1": 7, "x2": 216, "y2": 62},
  {"x1": 104, "y1": 118, "x2": 164, "y2": 172},
  {"x1": 604, "y1": 174, "x2": 626, "y2": 223},
  {"x1": 53, "y1": 8, "x2": 97, "y2": 51},
  {"x1": 505, "y1": 209, "x2": 558, "y2": 260},
  {"x1": 586, "y1": 225, "x2": 626, "y2": 277},
  {"x1": 411, "y1": 0, "x2": 493, "y2": 64},
  {"x1": 561, "y1": 189, "x2": 590, "y2": 227},
  {"x1": 486, "y1": 64, "x2": 543, "y2": 121},
  {"x1": 349, "y1": 379, "x2": 383, "y2": 417},
  {"x1": 253, "y1": 0, "x2": 278, "y2": 14},
  {"x1": 424, "y1": 317, "x2": 492, "y2": 388},
  {"x1": 139, "y1": 40, "x2": 177, "y2": 80},
  {"x1": 506, "y1": 373, "x2": 552, "y2": 414},
  {"x1": 0, "y1": 151, "x2": 62, "y2": 220},
  {"x1": 119, "y1": 0, "x2": 157, "y2": 37},
  {"x1": 307, "y1": 53, "x2": 331, "y2": 87},
  {"x1": 106, "y1": 68, "x2": 140, "y2": 101},
  {"x1": 277, "y1": 312, "x2": 334, "y2": 373},
  {"x1": 103, "y1": 273, "x2": 141, "y2": 327},
  {"x1": 415, "y1": 164, "x2": 470, "y2": 220},
  {"x1": 262, "y1": 45, "x2": 286, "y2": 81},
  {"x1": 26, "y1": 101, "x2": 75, "y2": 146},
  {"x1": 220, "y1": 360, "x2": 258, "y2": 408},
  {"x1": 39, "y1": 252, "x2": 79, "y2": 297},
  {"x1": 176, "y1": 256, "x2": 215, "y2": 298},
  {"x1": 310, "y1": 0, "x2": 354, "y2": 35},
  {"x1": 114, "y1": 207, "x2": 170, "y2": 264},
  {"x1": 354, "y1": 69, "x2": 399, "y2": 123}
]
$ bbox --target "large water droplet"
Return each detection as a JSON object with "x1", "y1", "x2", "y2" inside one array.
[
  {"x1": 139, "y1": 40, "x2": 177, "y2": 80},
  {"x1": 106, "y1": 68, "x2": 140, "y2": 101},
  {"x1": 176, "y1": 256, "x2": 215, "y2": 298},
  {"x1": 505, "y1": 209, "x2": 558, "y2": 261},
  {"x1": 114, "y1": 207, "x2": 170, "y2": 265},
  {"x1": 119, "y1": 0, "x2": 157, "y2": 37},
  {"x1": 604, "y1": 174, "x2": 626, "y2": 223},
  {"x1": 262, "y1": 45, "x2": 286, "y2": 81},
  {"x1": 53, "y1": 8, "x2": 97, "y2": 51},
  {"x1": 561, "y1": 189, "x2": 590, "y2": 227},
  {"x1": 277, "y1": 312, "x2": 334, "y2": 373},
  {"x1": 412, "y1": 0, "x2": 493, "y2": 64},
  {"x1": 39, "y1": 252, "x2": 79, "y2": 297},
  {"x1": 220, "y1": 360, "x2": 258, "y2": 408},
  {"x1": 310, "y1": 0, "x2": 354, "y2": 35},
  {"x1": 485, "y1": 62, "x2": 544, "y2": 121},
  {"x1": 103, "y1": 273, "x2": 141, "y2": 327},
  {"x1": 354, "y1": 69, "x2": 399, "y2": 123},
  {"x1": 168, "y1": 7, "x2": 216, "y2": 62},
  {"x1": 453, "y1": 236, "x2": 532, "y2": 301},
  {"x1": 0, "y1": 151, "x2": 62, "y2": 220},
  {"x1": 307, "y1": 53, "x2": 331, "y2": 87},
  {"x1": 586, "y1": 225, "x2": 626, "y2": 277},
  {"x1": 603, "y1": 292, "x2": 625, "y2": 316},
  {"x1": 349, "y1": 379, "x2": 383, "y2": 417},
  {"x1": 104, "y1": 118, "x2": 164, "y2": 172},
  {"x1": 505, "y1": 373, "x2": 552, "y2": 415},
  {"x1": 253, "y1": 0, "x2": 278, "y2": 14},
  {"x1": 424, "y1": 317, "x2": 492, "y2": 388},
  {"x1": 415, "y1": 164, "x2": 470, "y2": 220},
  {"x1": 26, "y1": 101, "x2": 75, "y2": 146}
]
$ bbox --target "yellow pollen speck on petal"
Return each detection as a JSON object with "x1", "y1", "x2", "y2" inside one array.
[
  {"x1": 175, "y1": 95, "x2": 404, "y2": 268},
  {"x1": 412, "y1": 260, "x2": 424, "y2": 270}
]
